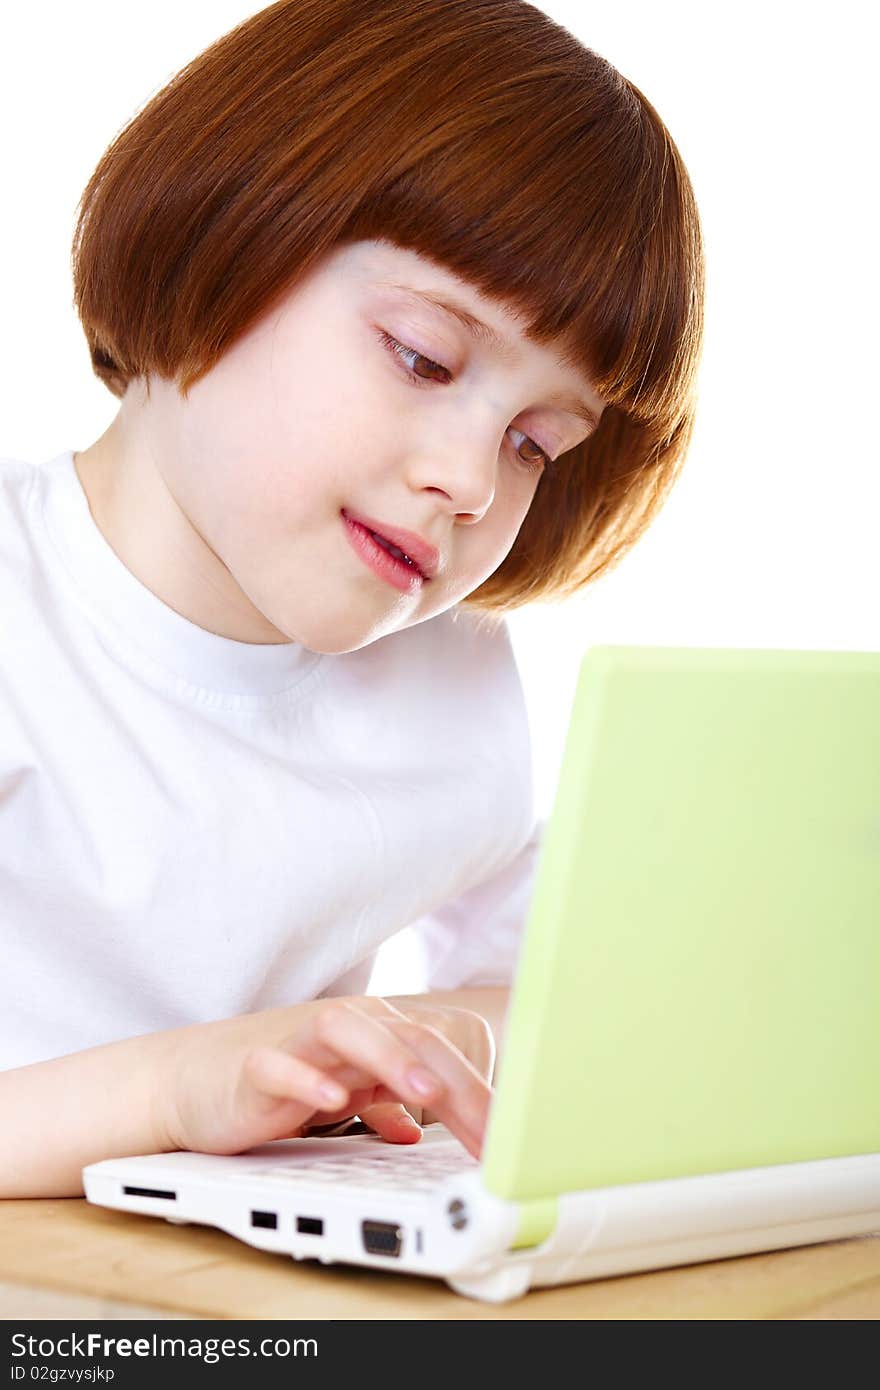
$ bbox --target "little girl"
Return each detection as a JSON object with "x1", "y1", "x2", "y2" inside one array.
[{"x1": 0, "y1": 0, "x2": 704, "y2": 1196}]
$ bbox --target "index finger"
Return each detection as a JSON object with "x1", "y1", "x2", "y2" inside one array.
[{"x1": 377, "y1": 1014, "x2": 492, "y2": 1158}]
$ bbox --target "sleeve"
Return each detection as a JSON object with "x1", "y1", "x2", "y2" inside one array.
[{"x1": 408, "y1": 815, "x2": 546, "y2": 990}]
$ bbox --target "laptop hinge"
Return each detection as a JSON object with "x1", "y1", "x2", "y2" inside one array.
[{"x1": 510, "y1": 1196, "x2": 557, "y2": 1249}]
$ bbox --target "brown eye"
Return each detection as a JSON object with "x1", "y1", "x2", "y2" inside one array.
[
  {"x1": 509, "y1": 426, "x2": 551, "y2": 471},
  {"x1": 410, "y1": 353, "x2": 449, "y2": 383},
  {"x1": 380, "y1": 331, "x2": 451, "y2": 384}
]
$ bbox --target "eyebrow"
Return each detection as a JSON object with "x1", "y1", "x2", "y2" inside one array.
[{"x1": 376, "y1": 281, "x2": 602, "y2": 433}]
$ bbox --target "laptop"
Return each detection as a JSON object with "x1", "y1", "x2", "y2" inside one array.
[{"x1": 83, "y1": 644, "x2": 880, "y2": 1303}]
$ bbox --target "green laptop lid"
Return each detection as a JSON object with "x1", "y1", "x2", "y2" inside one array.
[{"x1": 483, "y1": 645, "x2": 880, "y2": 1207}]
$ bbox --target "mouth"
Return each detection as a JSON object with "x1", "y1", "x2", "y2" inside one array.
[
  {"x1": 363, "y1": 528, "x2": 423, "y2": 575},
  {"x1": 340, "y1": 509, "x2": 439, "y2": 581},
  {"x1": 342, "y1": 512, "x2": 430, "y2": 594}
]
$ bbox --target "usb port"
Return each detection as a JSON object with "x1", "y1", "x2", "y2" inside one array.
[
  {"x1": 296, "y1": 1216, "x2": 324, "y2": 1235},
  {"x1": 250, "y1": 1210, "x2": 278, "y2": 1229}
]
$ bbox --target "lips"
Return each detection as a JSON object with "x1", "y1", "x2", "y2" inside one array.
[{"x1": 341, "y1": 509, "x2": 440, "y2": 580}]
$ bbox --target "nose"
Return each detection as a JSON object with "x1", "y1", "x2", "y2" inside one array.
[{"x1": 410, "y1": 419, "x2": 502, "y2": 522}]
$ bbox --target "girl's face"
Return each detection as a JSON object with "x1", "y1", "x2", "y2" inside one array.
[{"x1": 74, "y1": 238, "x2": 605, "y2": 652}]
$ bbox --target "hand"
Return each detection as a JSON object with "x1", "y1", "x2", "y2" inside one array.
[
  {"x1": 160, "y1": 996, "x2": 493, "y2": 1161},
  {"x1": 352, "y1": 1000, "x2": 495, "y2": 1138}
]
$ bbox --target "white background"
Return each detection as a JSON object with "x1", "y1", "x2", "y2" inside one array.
[{"x1": 2, "y1": 3, "x2": 876, "y2": 992}]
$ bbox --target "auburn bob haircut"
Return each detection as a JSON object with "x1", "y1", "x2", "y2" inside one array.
[{"x1": 71, "y1": 0, "x2": 705, "y2": 618}]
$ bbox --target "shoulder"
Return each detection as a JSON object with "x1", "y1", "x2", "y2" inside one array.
[
  {"x1": 0, "y1": 452, "x2": 41, "y2": 502},
  {"x1": 0, "y1": 452, "x2": 77, "y2": 611},
  {"x1": 0, "y1": 453, "x2": 43, "y2": 559}
]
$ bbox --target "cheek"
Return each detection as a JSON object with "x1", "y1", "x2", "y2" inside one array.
[
  {"x1": 497, "y1": 483, "x2": 536, "y2": 540},
  {"x1": 453, "y1": 502, "x2": 530, "y2": 585},
  {"x1": 266, "y1": 382, "x2": 378, "y2": 503},
  {"x1": 488, "y1": 490, "x2": 537, "y2": 565}
]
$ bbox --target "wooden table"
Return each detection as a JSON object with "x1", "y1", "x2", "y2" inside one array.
[{"x1": 0, "y1": 1200, "x2": 878, "y2": 1319}]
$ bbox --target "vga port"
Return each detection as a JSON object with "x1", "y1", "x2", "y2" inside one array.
[{"x1": 361, "y1": 1220, "x2": 402, "y2": 1257}]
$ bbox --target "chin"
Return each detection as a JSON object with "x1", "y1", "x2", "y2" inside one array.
[
  {"x1": 270, "y1": 615, "x2": 377, "y2": 656},
  {"x1": 302, "y1": 605, "x2": 422, "y2": 654}
]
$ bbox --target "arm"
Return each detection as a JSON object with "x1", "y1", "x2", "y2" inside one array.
[
  {"x1": 0, "y1": 996, "x2": 494, "y2": 1199},
  {"x1": 0, "y1": 1026, "x2": 181, "y2": 1199}
]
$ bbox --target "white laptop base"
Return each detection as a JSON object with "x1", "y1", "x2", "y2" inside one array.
[{"x1": 83, "y1": 1127, "x2": 880, "y2": 1303}]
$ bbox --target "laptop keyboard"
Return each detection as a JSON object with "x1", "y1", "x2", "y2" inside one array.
[{"x1": 247, "y1": 1143, "x2": 479, "y2": 1193}]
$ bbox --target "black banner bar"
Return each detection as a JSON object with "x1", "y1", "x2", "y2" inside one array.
[{"x1": 2, "y1": 1320, "x2": 577, "y2": 1382}]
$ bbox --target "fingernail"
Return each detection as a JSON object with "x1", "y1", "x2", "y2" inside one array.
[
  {"x1": 407, "y1": 1067, "x2": 440, "y2": 1097},
  {"x1": 398, "y1": 1111, "x2": 421, "y2": 1130},
  {"x1": 319, "y1": 1081, "x2": 346, "y2": 1105}
]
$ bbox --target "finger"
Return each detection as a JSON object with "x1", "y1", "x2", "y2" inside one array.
[
  {"x1": 398, "y1": 1005, "x2": 496, "y2": 1082},
  {"x1": 358, "y1": 1100, "x2": 423, "y2": 1144},
  {"x1": 296, "y1": 1083, "x2": 404, "y2": 1132},
  {"x1": 277, "y1": 1002, "x2": 453, "y2": 1114},
  {"x1": 329, "y1": 1007, "x2": 491, "y2": 1155},
  {"x1": 243, "y1": 1045, "x2": 349, "y2": 1116},
  {"x1": 337, "y1": 1082, "x2": 423, "y2": 1124},
  {"x1": 379, "y1": 1017, "x2": 492, "y2": 1159}
]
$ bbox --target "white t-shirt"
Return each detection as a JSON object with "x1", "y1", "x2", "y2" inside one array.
[{"x1": 0, "y1": 450, "x2": 542, "y2": 1070}]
